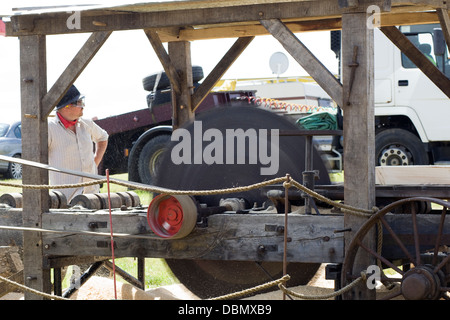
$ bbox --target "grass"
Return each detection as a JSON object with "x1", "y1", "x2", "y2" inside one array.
[
  {"x1": 114, "y1": 258, "x2": 179, "y2": 289},
  {"x1": 0, "y1": 173, "x2": 179, "y2": 291}
]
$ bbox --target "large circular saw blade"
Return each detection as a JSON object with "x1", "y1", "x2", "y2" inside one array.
[
  {"x1": 156, "y1": 105, "x2": 330, "y2": 207},
  {"x1": 154, "y1": 104, "x2": 329, "y2": 299}
]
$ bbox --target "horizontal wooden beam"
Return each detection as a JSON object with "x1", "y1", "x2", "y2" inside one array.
[
  {"x1": 0, "y1": 210, "x2": 344, "y2": 263},
  {"x1": 6, "y1": 1, "x2": 448, "y2": 37},
  {"x1": 0, "y1": 208, "x2": 448, "y2": 262},
  {"x1": 261, "y1": 18, "x2": 343, "y2": 107},
  {"x1": 158, "y1": 11, "x2": 445, "y2": 42}
]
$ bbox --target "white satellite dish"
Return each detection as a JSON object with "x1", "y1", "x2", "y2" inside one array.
[{"x1": 269, "y1": 52, "x2": 289, "y2": 76}]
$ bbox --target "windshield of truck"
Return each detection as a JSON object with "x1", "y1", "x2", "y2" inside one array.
[
  {"x1": 401, "y1": 33, "x2": 438, "y2": 68},
  {"x1": 400, "y1": 25, "x2": 450, "y2": 78}
]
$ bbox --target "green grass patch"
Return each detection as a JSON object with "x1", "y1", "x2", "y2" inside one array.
[{"x1": 114, "y1": 258, "x2": 179, "y2": 289}]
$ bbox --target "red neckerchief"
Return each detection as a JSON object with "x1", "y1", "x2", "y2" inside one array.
[{"x1": 57, "y1": 112, "x2": 78, "y2": 128}]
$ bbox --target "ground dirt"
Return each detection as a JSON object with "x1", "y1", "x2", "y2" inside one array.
[{"x1": 0, "y1": 264, "x2": 338, "y2": 300}]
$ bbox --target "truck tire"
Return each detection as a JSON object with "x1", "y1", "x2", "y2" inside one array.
[
  {"x1": 137, "y1": 134, "x2": 171, "y2": 185},
  {"x1": 142, "y1": 66, "x2": 204, "y2": 91},
  {"x1": 375, "y1": 128, "x2": 429, "y2": 166}
]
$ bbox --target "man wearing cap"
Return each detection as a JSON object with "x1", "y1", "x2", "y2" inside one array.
[{"x1": 48, "y1": 85, "x2": 108, "y2": 202}]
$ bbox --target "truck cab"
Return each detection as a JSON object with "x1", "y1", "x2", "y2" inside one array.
[
  {"x1": 331, "y1": 24, "x2": 450, "y2": 167},
  {"x1": 373, "y1": 24, "x2": 450, "y2": 166}
]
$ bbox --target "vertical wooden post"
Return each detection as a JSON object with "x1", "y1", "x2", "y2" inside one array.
[
  {"x1": 168, "y1": 41, "x2": 195, "y2": 130},
  {"x1": 20, "y1": 35, "x2": 51, "y2": 299},
  {"x1": 342, "y1": 11, "x2": 376, "y2": 299}
]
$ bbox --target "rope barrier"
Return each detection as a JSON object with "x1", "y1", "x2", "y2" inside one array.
[
  {"x1": 277, "y1": 271, "x2": 367, "y2": 300},
  {"x1": 209, "y1": 275, "x2": 291, "y2": 300},
  {"x1": 0, "y1": 274, "x2": 69, "y2": 300},
  {"x1": 0, "y1": 175, "x2": 376, "y2": 216}
]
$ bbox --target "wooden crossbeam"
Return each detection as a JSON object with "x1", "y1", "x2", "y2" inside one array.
[
  {"x1": 144, "y1": 29, "x2": 182, "y2": 95},
  {"x1": 191, "y1": 36, "x2": 254, "y2": 111},
  {"x1": 260, "y1": 18, "x2": 343, "y2": 107},
  {"x1": 41, "y1": 31, "x2": 112, "y2": 117}
]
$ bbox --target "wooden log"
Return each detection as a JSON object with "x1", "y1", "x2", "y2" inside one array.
[{"x1": 0, "y1": 193, "x2": 23, "y2": 208}]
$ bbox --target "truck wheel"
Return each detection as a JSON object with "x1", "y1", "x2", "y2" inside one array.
[
  {"x1": 375, "y1": 128, "x2": 429, "y2": 166},
  {"x1": 142, "y1": 66, "x2": 204, "y2": 91},
  {"x1": 137, "y1": 134, "x2": 171, "y2": 185}
]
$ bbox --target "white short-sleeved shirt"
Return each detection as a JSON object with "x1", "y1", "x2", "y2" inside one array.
[{"x1": 48, "y1": 116, "x2": 108, "y2": 202}]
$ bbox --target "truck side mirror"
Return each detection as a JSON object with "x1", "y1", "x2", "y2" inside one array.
[{"x1": 433, "y1": 28, "x2": 445, "y2": 56}]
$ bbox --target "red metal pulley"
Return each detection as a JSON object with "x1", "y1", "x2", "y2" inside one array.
[{"x1": 147, "y1": 194, "x2": 197, "y2": 239}]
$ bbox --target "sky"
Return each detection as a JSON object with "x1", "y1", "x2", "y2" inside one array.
[{"x1": 0, "y1": 1, "x2": 338, "y2": 123}]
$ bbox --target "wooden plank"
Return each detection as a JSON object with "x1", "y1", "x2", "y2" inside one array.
[
  {"x1": 191, "y1": 36, "x2": 254, "y2": 111},
  {"x1": 380, "y1": 25, "x2": 450, "y2": 99},
  {"x1": 1, "y1": 209, "x2": 449, "y2": 263},
  {"x1": 168, "y1": 41, "x2": 195, "y2": 129},
  {"x1": 41, "y1": 31, "x2": 112, "y2": 117},
  {"x1": 376, "y1": 165, "x2": 450, "y2": 185},
  {"x1": 7, "y1": 1, "x2": 448, "y2": 37},
  {"x1": 143, "y1": 29, "x2": 181, "y2": 95},
  {"x1": 19, "y1": 35, "x2": 52, "y2": 300},
  {"x1": 38, "y1": 212, "x2": 344, "y2": 263},
  {"x1": 158, "y1": 19, "x2": 342, "y2": 42},
  {"x1": 158, "y1": 11, "x2": 442, "y2": 42},
  {"x1": 6, "y1": 1, "x2": 342, "y2": 36},
  {"x1": 341, "y1": 12, "x2": 376, "y2": 300},
  {"x1": 260, "y1": 18, "x2": 343, "y2": 107}
]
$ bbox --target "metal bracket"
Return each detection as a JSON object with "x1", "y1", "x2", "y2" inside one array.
[{"x1": 346, "y1": 46, "x2": 359, "y2": 106}]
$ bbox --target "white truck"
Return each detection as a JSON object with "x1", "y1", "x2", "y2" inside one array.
[
  {"x1": 336, "y1": 24, "x2": 450, "y2": 167},
  {"x1": 216, "y1": 23, "x2": 450, "y2": 171}
]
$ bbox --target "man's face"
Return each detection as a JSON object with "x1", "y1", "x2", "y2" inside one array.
[{"x1": 59, "y1": 98, "x2": 85, "y2": 120}]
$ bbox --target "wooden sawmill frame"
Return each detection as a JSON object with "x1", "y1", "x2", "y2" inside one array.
[{"x1": 3, "y1": 0, "x2": 450, "y2": 299}]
